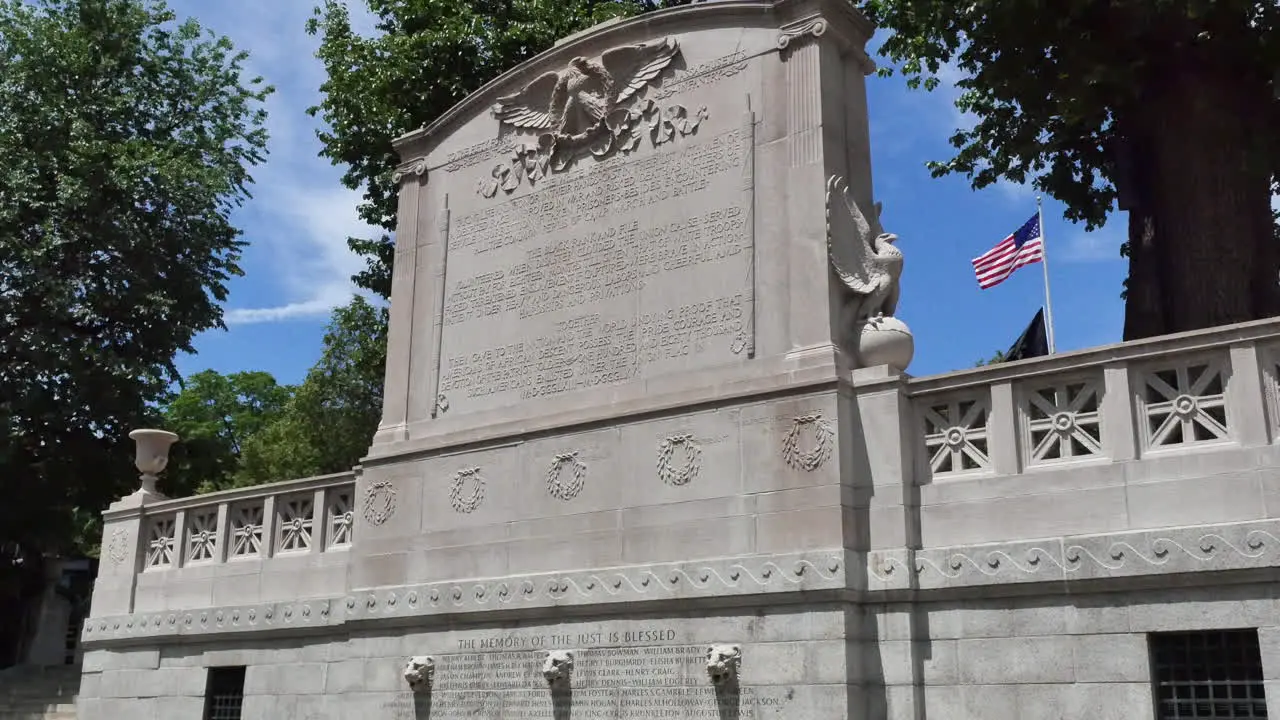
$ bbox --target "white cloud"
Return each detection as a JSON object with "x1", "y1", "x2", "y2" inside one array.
[
  {"x1": 1059, "y1": 224, "x2": 1124, "y2": 264},
  {"x1": 170, "y1": 0, "x2": 382, "y2": 324}
]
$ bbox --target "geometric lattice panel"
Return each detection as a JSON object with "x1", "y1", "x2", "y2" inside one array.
[
  {"x1": 326, "y1": 488, "x2": 353, "y2": 549},
  {"x1": 1022, "y1": 376, "x2": 1104, "y2": 465},
  {"x1": 229, "y1": 502, "x2": 264, "y2": 560},
  {"x1": 144, "y1": 515, "x2": 176, "y2": 570},
  {"x1": 274, "y1": 493, "x2": 313, "y2": 554},
  {"x1": 1151, "y1": 630, "x2": 1267, "y2": 719},
  {"x1": 920, "y1": 393, "x2": 992, "y2": 477},
  {"x1": 185, "y1": 509, "x2": 219, "y2": 564},
  {"x1": 1138, "y1": 357, "x2": 1230, "y2": 450}
]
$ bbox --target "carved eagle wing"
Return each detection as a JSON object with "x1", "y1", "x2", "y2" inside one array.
[
  {"x1": 601, "y1": 37, "x2": 680, "y2": 105},
  {"x1": 825, "y1": 175, "x2": 890, "y2": 295},
  {"x1": 492, "y1": 71, "x2": 563, "y2": 129}
]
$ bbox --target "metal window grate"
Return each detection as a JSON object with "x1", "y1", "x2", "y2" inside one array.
[
  {"x1": 1152, "y1": 630, "x2": 1268, "y2": 719},
  {"x1": 204, "y1": 666, "x2": 246, "y2": 720}
]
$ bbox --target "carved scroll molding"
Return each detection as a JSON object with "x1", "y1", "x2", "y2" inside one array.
[
  {"x1": 866, "y1": 519, "x2": 1280, "y2": 592},
  {"x1": 776, "y1": 18, "x2": 827, "y2": 52},
  {"x1": 393, "y1": 157, "x2": 428, "y2": 184},
  {"x1": 82, "y1": 551, "x2": 845, "y2": 645}
]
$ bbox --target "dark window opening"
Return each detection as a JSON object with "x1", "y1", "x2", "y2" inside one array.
[
  {"x1": 1151, "y1": 630, "x2": 1268, "y2": 719},
  {"x1": 203, "y1": 666, "x2": 246, "y2": 720}
]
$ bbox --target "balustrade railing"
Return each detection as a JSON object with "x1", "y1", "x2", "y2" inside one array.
[
  {"x1": 905, "y1": 318, "x2": 1280, "y2": 483},
  {"x1": 133, "y1": 471, "x2": 356, "y2": 572}
]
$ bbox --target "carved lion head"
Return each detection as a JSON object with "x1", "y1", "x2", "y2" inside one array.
[
  {"x1": 705, "y1": 644, "x2": 742, "y2": 685},
  {"x1": 403, "y1": 655, "x2": 435, "y2": 692},
  {"x1": 542, "y1": 649, "x2": 576, "y2": 686}
]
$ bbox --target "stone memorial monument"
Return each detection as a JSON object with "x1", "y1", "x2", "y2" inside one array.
[
  {"x1": 348, "y1": 1, "x2": 890, "y2": 715},
  {"x1": 77, "y1": 2, "x2": 1280, "y2": 718}
]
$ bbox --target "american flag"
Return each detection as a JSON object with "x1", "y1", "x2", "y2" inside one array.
[{"x1": 972, "y1": 214, "x2": 1044, "y2": 289}]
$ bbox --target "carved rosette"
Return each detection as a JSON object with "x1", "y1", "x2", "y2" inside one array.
[
  {"x1": 782, "y1": 413, "x2": 835, "y2": 471},
  {"x1": 546, "y1": 452, "x2": 587, "y2": 502},
  {"x1": 363, "y1": 481, "x2": 398, "y2": 526},
  {"x1": 449, "y1": 467, "x2": 486, "y2": 513},
  {"x1": 657, "y1": 433, "x2": 703, "y2": 486}
]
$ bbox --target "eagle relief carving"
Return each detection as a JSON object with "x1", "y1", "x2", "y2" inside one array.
[{"x1": 479, "y1": 38, "x2": 708, "y2": 197}]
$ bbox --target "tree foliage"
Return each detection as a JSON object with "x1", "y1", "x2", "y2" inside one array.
[
  {"x1": 861, "y1": 0, "x2": 1280, "y2": 338},
  {"x1": 161, "y1": 370, "x2": 293, "y2": 495},
  {"x1": 307, "y1": 0, "x2": 691, "y2": 299},
  {"x1": 0, "y1": 0, "x2": 270, "y2": 555},
  {"x1": 235, "y1": 297, "x2": 388, "y2": 484}
]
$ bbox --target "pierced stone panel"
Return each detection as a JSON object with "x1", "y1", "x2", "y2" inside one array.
[
  {"x1": 326, "y1": 488, "x2": 354, "y2": 549},
  {"x1": 1137, "y1": 356, "x2": 1230, "y2": 450},
  {"x1": 185, "y1": 509, "x2": 219, "y2": 564},
  {"x1": 1021, "y1": 376, "x2": 1104, "y2": 465},
  {"x1": 229, "y1": 502, "x2": 265, "y2": 559},
  {"x1": 919, "y1": 393, "x2": 991, "y2": 477},
  {"x1": 144, "y1": 515, "x2": 176, "y2": 570},
  {"x1": 275, "y1": 493, "x2": 314, "y2": 554}
]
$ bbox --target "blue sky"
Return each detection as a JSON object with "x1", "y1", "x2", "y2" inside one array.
[{"x1": 170, "y1": 1, "x2": 1130, "y2": 384}]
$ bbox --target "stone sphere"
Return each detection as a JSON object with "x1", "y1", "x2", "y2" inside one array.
[{"x1": 858, "y1": 316, "x2": 914, "y2": 371}]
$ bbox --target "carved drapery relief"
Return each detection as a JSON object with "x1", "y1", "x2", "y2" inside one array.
[
  {"x1": 449, "y1": 467, "x2": 486, "y2": 513},
  {"x1": 479, "y1": 38, "x2": 706, "y2": 197},
  {"x1": 363, "y1": 480, "x2": 398, "y2": 526},
  {"x1": 546, "y1": 451, "x2": 587, "y2": 501},
  {"x1": 403, "y1": 655, "x2": 435, "y2": 692},
  {"x1": 657, "y1": 433, "x2": 703, "y2": 486},
  {"x1": 782, "y1": 413, "x2": 835, "y2": 471},
  {"x1": 107, "y1": 527, "x2": 130, "y2": 566}
]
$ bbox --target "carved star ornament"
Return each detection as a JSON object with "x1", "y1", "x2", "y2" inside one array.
[{"x1": 492, "y1": 37, "x2": 680, "y2": 143}]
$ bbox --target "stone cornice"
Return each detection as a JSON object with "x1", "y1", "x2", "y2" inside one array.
[
  {"x1": 81, "y1": 550, "x2": 846, "y2": 647},
  {"x1": 867, "y1": 519, "x2": 1280, "y2": 592}
]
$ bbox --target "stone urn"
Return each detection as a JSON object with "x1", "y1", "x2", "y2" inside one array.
[{"x1": 128, "y1": 429, "x2": 179, "y2": 495}]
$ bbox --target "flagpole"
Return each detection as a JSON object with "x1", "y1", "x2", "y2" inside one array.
[{"x1": 1036, "y1": 196, "x2": 1058, "y2": 353}]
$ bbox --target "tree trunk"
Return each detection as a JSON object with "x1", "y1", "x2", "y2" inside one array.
[{"x1": 1121, "y1": 51, "x2": 1278, "y2": 340}]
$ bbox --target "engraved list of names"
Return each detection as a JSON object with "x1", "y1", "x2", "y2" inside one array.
[{"x1": 439, "y1": 127, "x2": 753, "y2": 414}]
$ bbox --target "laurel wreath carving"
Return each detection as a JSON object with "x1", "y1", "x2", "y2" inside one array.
[
  {"x1": 657, "y1": 433, "x2": 703, "y2": 486},
  {"x1": 546, "y1": 452, "x2": 587, "y2": 501},
  {"x1": 782, "y1": 413, "x2": 835, "y2": 471},
  {"x1": 449, "y1": 467, "x2": 486, "y2": 513},
  {"x1": 363, "y1": 481, "x2": 398, "y2": 526},
  {"x1": 107, "y1": 528, "x2": 129, "y2": 565}
]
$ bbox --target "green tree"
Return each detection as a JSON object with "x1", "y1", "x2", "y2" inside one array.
[
  {"x1": 862, "y1": 0, "x2": 1280, "y2": 340},
  {"x1": 236, "y1": 297, "x2": 388, "y2": 484},
  {"x1": 974, "y1": 350, "x2": 1006, "y2": 367},
  {"x1": 161, "y1": 370, "x2": 294, "y2": 495},
  {"x1": 0, "y1": 0, "x2": 271, "y2": 559},
  {"x1": 307, "y1": 0, "x2": 691, "y2": 299}
]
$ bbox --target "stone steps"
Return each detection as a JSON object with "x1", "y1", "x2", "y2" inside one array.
[{"x1": 0, "y1": 665, "x2": 80, "y2": 720}]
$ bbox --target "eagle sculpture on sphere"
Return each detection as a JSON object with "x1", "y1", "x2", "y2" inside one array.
[
  {"x1": 825, "y1": 175, "x2": 904, "y2": 326},
  {"x1": 492, "y1": 38, "x2": 680, "y2": 142}
]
